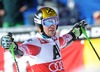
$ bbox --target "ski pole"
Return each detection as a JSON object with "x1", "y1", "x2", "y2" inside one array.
[
  {"x1": 8, "y1": 32, "x2": 20, "y2": 72},
  {"x1": 9, "y1": 42, "x2": 20, "y2": 72},
  {"x1": 81, "y1": 27, "x2": 100, "y2": 61}
]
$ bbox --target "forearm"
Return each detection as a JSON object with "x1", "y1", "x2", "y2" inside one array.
[
  {"x1": 68, "y1": 31, "x2": 76, "y2": 41},
  {"x1": 12, "y1": 42, "x2": 24, "y2": 57}
]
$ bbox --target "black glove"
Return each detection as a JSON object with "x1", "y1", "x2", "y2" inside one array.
[
  {"x1": 79, "y1": 20, "x2": 87, "y2": 29},
  {"x1": 69, "y1": 20, "x2": 87, "y2": 40}
]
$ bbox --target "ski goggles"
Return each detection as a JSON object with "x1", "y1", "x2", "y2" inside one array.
[{"x1": 42, "y1": 16, "x2": 59, "y2": 27}]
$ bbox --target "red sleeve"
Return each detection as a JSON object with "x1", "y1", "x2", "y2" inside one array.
[
  {"x1": 19, "y1": 44, "x2": 41, "y2": 56},
  {"x1": 59, "y1": 34, "x2": 73, "y2": 48},
  {"x1": 59, "y1": 37, "x2": 65, "y2": 47}
]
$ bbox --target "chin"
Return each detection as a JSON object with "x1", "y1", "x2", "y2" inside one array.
[
  {"x1": 51, "y1": 33, "x2": 56, "y2": 36},
  {"x1": 48, "y1": 32, "x2": 56, "y2": 37}
]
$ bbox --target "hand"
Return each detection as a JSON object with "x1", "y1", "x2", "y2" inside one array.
[
  {"x1": 1, "y1": 32, "x2": 23, "y2": 56},
  {"x1": 71, "y1": 20, "x2": 87, "y2": 38},
  {"x1": 79, "y1": 20, "x2": 87, "y2": 28},
  {"x1": 1, "y1": 32, "x2": 14, "y2": 49}
]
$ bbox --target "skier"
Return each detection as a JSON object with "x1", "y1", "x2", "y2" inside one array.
[{"x1": 1, "y1": 7, "x2": 87, "y2": 72}]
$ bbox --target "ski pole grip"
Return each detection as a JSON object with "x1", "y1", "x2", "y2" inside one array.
[{"x1": 7, "y1": 32, "x2": 12, "y2": 37}]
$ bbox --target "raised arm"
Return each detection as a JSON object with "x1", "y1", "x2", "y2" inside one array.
[{"x1": 59, "y1": 20, "x2": 87, "y2": 48}]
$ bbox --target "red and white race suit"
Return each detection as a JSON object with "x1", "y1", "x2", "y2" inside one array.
[{"x1": 18, "y1": 33, "x2": 73, "y2": 72}]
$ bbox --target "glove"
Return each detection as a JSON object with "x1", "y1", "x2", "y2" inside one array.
[
  {"x1": 1, "y1": 32, "x2": 24, "y2": 56},
  {"x1": 69, "y1": 20, "x2": 87, "y2": 40},
  {"x1": 79, "y1": 20, "x2": 87, "y2": 29},
  {"x1": 1, "y1": 32, "x2": 14, "y2": 49}
]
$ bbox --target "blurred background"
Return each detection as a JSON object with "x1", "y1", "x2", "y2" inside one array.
[
  {"x1": 0, "y1": 0, "x2": 100, "y2": 28},
  {"x1": 0, "y1": 0, "x2": 100, "y2": 72}
]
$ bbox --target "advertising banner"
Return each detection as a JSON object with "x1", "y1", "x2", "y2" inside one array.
[
  {"x1": 0, "y1": 38, "x2": 100, "y2": 72},
  {"x1": 0, "y1": 26, "x2": 100, "y2": 72}
]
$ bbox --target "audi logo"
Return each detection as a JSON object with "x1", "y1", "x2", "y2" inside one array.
[{"x1": 48, "y1": 60, "x2": 64, "y2": 72}]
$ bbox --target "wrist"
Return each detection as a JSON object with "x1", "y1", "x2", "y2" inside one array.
[{"x1": 68, "y1": 31, "x2": 76, "y2": 40}]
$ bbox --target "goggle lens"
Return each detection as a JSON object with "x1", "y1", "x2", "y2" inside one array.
[{"x1": 42, "y1": 17, "x2": 59, "y2": 27}]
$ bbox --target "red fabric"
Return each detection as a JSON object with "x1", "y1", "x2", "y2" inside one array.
[
  {"x1": 59, "y1": 37, "x2": 65, "y2": 47},
  {"x1": 30, "y1": 60, "x2": 65, "y2": 72},
  {"x1": 27, "y1": 44, "x2": 41, "y2": 55},
  {"x1": 0, "y1": 46, "x2": 4, "y2": 71},
  {"x1": 0, "y1": 41, "x2": 84, "y2": 72},
  {"x1": 13, "y1": 63, "x2": 17, "y2": 72},
  {"x1": 61, "y1": 40, "x2": 84, "y2": 72},
  {"x1": 20, "y1": 44, "x2": 41, "y2": 55}
]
